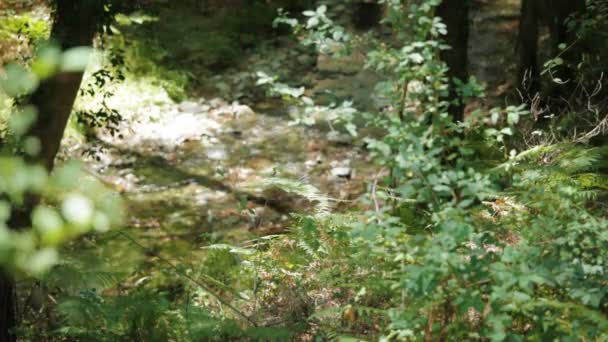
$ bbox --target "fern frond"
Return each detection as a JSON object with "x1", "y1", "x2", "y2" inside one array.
[
  {"x1": 575, "y1": 173, "x2": 608, "y2": 190},
  {"x1": 558, "y1": 147, "x2": 603, "y2": 173},
  {"x1": 46, "y1": 263, "x2": 125, "y2": 291},
  {"x1": 504, "y1": 144, "x2": 608, "y2": 174},
  {"x1": 243, "y1": 177, "x2": 333, "y2": 216}
]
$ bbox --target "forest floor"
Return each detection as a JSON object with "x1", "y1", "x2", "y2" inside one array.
[{"x1": 57, "y1": 0, "x2": 523, "y2": 289}]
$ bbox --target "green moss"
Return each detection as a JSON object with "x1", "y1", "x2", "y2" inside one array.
[
  {"x1": 0, "y1": 14, "x2": 50, "y2": 42},
  {"x1": 102, "y1": 2, "x2": 292, "y2": 99}
]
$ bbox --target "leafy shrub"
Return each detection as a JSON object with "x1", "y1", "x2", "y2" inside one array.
[{"x1": 255, "y1": 1, "x2": 608, "y2": 340}]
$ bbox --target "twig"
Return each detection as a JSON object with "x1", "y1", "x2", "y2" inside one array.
[
  {"x1": 370, "y1": 169, "x2": 384, "y2": 223},
  {"x1": 398, "y1": 80, "x2": 409, "y2": 122},
  {"x1": 575, "y1": 113, "x2": 608, "y2": 143}
]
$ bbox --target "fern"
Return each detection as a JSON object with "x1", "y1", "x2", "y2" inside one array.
[
  {"x1": 503, "y1": 143, "x2": 608, "y2": 202},
  {"x1": 505, "y1": 144, "x2": 608, "y2": 173},
  {"x1": 46, "y1": 263, "x2": 125, "y2": 292},
  {"x1": 243, "y1": 177, "x2": 333, "y2": 216}
]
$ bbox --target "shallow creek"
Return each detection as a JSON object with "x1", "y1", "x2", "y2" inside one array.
[{"x1": 60, "y1": 0, "x2": 522, "y2": 280}]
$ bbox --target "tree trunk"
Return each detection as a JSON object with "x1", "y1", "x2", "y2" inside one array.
[
  {"x1": 517, "y1": 0, "x2": 540, "y2": 99},
  {"x1": 28, "y1": 0, "x2": 104, "y2": 170},
  {"x1": 28, "y1": 72, "x2": 91, "y2": 170},
  {"x1": 437, "y1": 0, "x2": 470, "y2": 122},
  {"x1": 546, "y1": 0, "x2": 586, "y2": 96},
  {"x1": 0, "y1": 1, "x2": 103, "y2": 340},
  {"x1": 353, "y1": 1, "x2": 383, "y2": 30},
  {"x1": 517, "y1": 0, "x2": 586, "y2": 100},
  {"x1": 0, "y1": 271, "x2": 16, "y2": 342}
]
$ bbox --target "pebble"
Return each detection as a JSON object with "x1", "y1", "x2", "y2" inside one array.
[
  {"x1": 206, "y1": 147, "x2": 227, "y2": 161},
  {"x1": 331, "y1": 166, "x2": 352, "y2": 179},
  {"x1": 327, "y1": 131, "x2": 354, "y2": 145}
]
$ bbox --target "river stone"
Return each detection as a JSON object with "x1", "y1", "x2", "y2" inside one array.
[
  {"x1": 209, "y1": 98, "x2": 228, "y2": 109},
  {"x1": 206, "y1": 146, "x2": 227, "y2": 161},
  {"x1": 327, "y1": 131, "x2": 354, "y2": 145},
  {"x1": 331, "y1": 166, "x2": 352, "y2": 179},
  {"x1": 178, "y1": 101, "x2": 202, "y2": 113},
  {"x1": 233, "y1": 104, "x2": 255, "y2": 117},
  {"x1": 317, "y1": 54, "x2": 363, "y2": 75}
]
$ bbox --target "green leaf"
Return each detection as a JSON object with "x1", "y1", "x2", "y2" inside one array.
[
  {"x1": 507, "y1": 111, "x2": 519, "y2": 125},
  {"x1": 60, "y1": 47, "x2": 95, "y2": 72},
  {"x1": 25, "y1": 248, "x2": 58, "y2": 275},
  {"x1": 31, "y1": 44, "x2": 61, "y2": 79},
  {"x1": 307, "y1": 17, "x2": 320, "y2": 28},
  {"x1": 8, "y1": 106, "x2": 38, "y2": 137},
  {"x1": 33, "y1": 206, "x2": 65, "y2": 246},
  {"x1": 345, "y1": 123, "x2": 358, "y2": 137},
  {"x1": 0, "y1": 64, "x2": 39, "y2": 97},
  {"x1": 62, "y1": 193, "x2": 94, "y2": 227}
]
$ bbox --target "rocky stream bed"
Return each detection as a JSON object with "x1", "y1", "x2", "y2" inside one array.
[{"x1": 56, "y1": 0, "x2": 522, "y2": 278}]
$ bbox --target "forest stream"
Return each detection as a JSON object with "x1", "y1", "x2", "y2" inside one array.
[
  {"x1": 62, "y1": 0, "x2": 523, "y2": 278},
  {"x1": 4, "y1": 0, "x2": 607, "y2": 340}
]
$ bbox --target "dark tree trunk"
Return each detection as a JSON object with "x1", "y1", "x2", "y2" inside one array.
[
  {"x1": 28, "y1": 71, "x2": 91, "y2": 170},
  {"x1": 548, "y1": 0, "x2": 585, "y2": 55},
  {"x1": 0, "y1": 1, "x2": 104, "y2": 340},
  {"x1": 517, "y1": 0, "x2": 540, "y2": 98},
  {"x1": 353, "y1": 1, "x2": 383, "y2": 30},
  {"x1": 546, "y1": 0, "x2": 586, "y2": 95},
  {"x1": 517, "y1": 0, "x2": 586, "y2": 100},
  {"x1": 437, "y1": 0, "x2": 470, "y2": 122},
  {"x1": 0, "y1": 272, "x2": 16, "y2": 342},
  {"x1": 28, "y1": 0, "x2": 104, "y2": 170}
]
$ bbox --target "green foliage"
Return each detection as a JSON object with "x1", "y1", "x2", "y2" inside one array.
[
  {"x1": 104, "y1": 1, "x2": 295, "y2": 101},
  {"x1": 246, "y1": 1, "x2": 608, "y2": 340},
  {"x1": 52, "y1": 247, "x2": 295, "y2": 341},
  {"x1": 0, "y1": 44, "x2": 123, "y2": 275},
  {"x1": 5, "y1": 1, "x2": 608, "y2": 341},
  {"x1": 0, "y1": 13, "x2": 49, "y2": 46}
]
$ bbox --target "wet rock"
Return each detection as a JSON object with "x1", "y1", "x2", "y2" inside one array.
[
  {"x1": 209, "y1": 98, "x2": 228, "y2": 109},
  {"x1": 330, "y1": 159, "x2": 353, "y2": 179},
  {"x1": 233, "y1": 104, "x2": 255, "y2": 117},
  {"x1": 120, "y1": 112, "x2": 222, "y2": 149},
  {"x1": 178, "y1": 101, "x2": 203, "y2": 113},
  {"x1": 330, "y1": 166, "x2": 352, "y2": 179},
  {"x1": 206, "y1": 146, "x2": 227, "y2": 161},
  {"x1": 316, "y1": 53, "x2": 363, "y2": 75},
  {"x1": 327, "y1": 131, "x2": 354, "y2": 145},
  {"x1": 163, "y1": 114, "x2": 218, "y2": 143},
  {"x1": 305, "y1": 155, "x2": 323, "y2": 168}
]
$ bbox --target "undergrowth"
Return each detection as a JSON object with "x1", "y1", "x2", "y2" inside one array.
[{"x1": 11, "y1": 0, "x2": 608, "y2": 341}]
